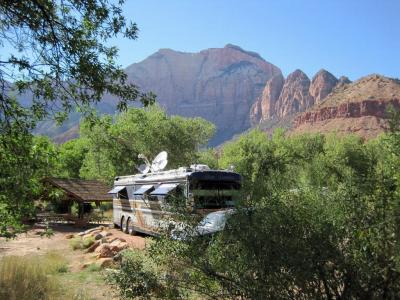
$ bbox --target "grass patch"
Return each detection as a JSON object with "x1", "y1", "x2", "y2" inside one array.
[
  {"x1": 0, "y1": 252, "x2": 86, "y2": 300},
  {"x1": 87, "y1": 263, "x2": 101, "y2": 272},
  {"x1": 70, "y1": 237, "x2": 83, "y2": 250}
]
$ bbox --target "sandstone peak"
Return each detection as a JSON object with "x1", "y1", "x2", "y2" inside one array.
[
  {"x1": 250, "y1": 74, "x2": 284, "y2": 124},
  {"x1": 309, "y1": 69, "x2": 338, "y2": 105},
  {"x1": 275, "y1": 69, "x2": 313, "y2": 118}
]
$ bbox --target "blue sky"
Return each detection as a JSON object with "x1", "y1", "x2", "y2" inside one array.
[{"x1": 113, "y1": 0, "x2": 400, "y2": 80}]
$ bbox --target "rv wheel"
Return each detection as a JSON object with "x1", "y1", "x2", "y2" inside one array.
[
  {"x1": 126, "y1": 218, "x2": 137, "y2": 235},
  {"x1": 121, "y1": 216, "x2": 126, "y2": 232}
]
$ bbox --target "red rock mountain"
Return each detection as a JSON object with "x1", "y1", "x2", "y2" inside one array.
[
  {"x1": 124, "y1": 44, "x2": 281, "y2": 145},
  {"x1": 292, "y1": 75, "x2": 400, "y2": 138},
  {"x1": 29, "y1": 45, "x2": 399, "y2": 144},
  {"x1": 309, "y1": 69, "x2": 338, "y2": 105},
  {"x1": 250, "y1": 69, "x2": 338, "y2": 124}
]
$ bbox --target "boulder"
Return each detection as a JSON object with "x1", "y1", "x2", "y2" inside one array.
[
  {"x1": 97, "y1": 244, "x2": 114, "y2": 258},
  {"x1": 110, "y1": 241, "x2": 128, "y2": 253},
  {"x1": 94, "y1": 231, "x2": 112, "y2": 240}
]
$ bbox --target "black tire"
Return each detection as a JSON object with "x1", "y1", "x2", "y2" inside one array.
[
  {"x1": 126, "y1": 218, "x2": 137, "y2": 235},
  {"x1": 120, "y1": 216, "x2": 126, "y2": 232}
]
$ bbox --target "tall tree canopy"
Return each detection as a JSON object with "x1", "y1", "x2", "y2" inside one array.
[{"x1": 0, "y1": 0, "x2": 154, "y2": 128}]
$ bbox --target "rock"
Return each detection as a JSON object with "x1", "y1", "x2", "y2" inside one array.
[
  {"x1": 94, "y1": 231, "x2": 112, "y2": 240},
  {"x1": 96, "y1": 244, "x2": 114, "y2": 258},
  {"x1": 275, "y1": 69, "x2": 314, "y2": 118},
  {"x1": 94, "y1": 234, "x2": 102, "y2": 240},
  {"x1": 250, "y1": 74, "x2": 285, "y2": 124},
  {"x1": 110, "y1": 241, "x2": 128, "y2": 253},
  {"x1": 109, "y1": 239, "x2": 122, "y2": 247},
  {"x1": 85, "y1": 240, "x2": 101, "y2": 253},
  {"x1": 292, "y1": 75, "x2": 400, "y2": 139},
  {"x1": 309, "y1": 69, "x2": 338, "y2": 105},
  {"x1": 65, "y1": 233, "x2": 74, "y2": 239},
  {"x1": 97, "y1": 258, "x2": 114, "y2": 269},
  {"x1": 107, "y1": 237, "x2": 119, "y2": 244},
  {"x1": 81, "y1": 227, "x2": 101, "y2": 236},
  {"x1": 95, "y1": 243, "x2": 109, "y2": 253}
]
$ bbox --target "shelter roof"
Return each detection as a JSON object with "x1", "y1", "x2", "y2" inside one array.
[{"x1": 44, "y1": 178, "x2": 112, "y2": 202}]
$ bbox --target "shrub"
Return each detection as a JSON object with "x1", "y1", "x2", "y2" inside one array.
[
  {"x1": 82, "y1": 236, "x2": 95, "y2": 249},
  {"x1": 70, "y1": 237, "x2": 83, "y2": 250},
  {"x1": 106, "y1": 249, "x2": 178, "y2": 299}
]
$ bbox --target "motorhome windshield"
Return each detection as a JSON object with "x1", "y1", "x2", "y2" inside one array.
[{"x1": 190, "y1": 180, "x2": 240, "y2": 209}]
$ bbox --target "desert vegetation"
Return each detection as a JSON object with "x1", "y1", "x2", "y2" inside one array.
[
  {"x1": 100, "y1": 111, "x2": 400, "y2": 299},
  {"x1": 2, "y1": 105, "x2": 400, "y2": 299}
]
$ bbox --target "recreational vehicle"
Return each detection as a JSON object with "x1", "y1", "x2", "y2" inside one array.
[{"x1": 109, "y1": 152, "x2": 241, "y2": 237}]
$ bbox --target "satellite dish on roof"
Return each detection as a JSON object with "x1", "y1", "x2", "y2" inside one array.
[
  {"x1": 137, "y1": 164, "x2": 150, "y2": 174},
  {"x1": 151, "y1": 151, "x2": 168, "y2": 172}
]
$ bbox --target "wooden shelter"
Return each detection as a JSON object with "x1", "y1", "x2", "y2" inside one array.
[
  {"x1": 44, "y1": 177, "x2": 112, "y2": 203},
  {"x1": 42, "y1": 178, "x2": 112, "y2": 225}
]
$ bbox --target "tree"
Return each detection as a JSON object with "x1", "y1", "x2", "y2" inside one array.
[
  {"x1": 0, "y1": 0, "x2": 154, "y2": 128},
  {"x1": 0, "y1": 0, "x2": 152, "y2": 236},
  {"x1": 79, "y1": 105, "x2": 215, "y2": 182}
]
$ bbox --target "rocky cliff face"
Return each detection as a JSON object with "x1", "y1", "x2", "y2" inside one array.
[
  {"x1": 250, "y1": 69, "x2": 338, "y2": 124},
  {"x1": 309, "y1": 69, "x2": 338, "y2": 105},
  {"x1": 250, "y1": 74, "x2": 284, "y2": 124},
  {"x1": 292, "y1": 75, "x2": 400, "y2": 139},
  {"x1": 125, "y1": 44, "x2": 281, "y2": 145},
  {"x1": 275, "y1": 70, "x2": 314, "y2": 118},
  {"x1": 294, "y1": 99, "x2": 400, "y2": 127}
]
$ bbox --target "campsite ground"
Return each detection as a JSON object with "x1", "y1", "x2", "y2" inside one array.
[{"x1": 0, "y1": 223, "x2": 147, "y2": 300}]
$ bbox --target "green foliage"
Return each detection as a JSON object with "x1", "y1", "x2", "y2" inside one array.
[
  {"x1": 82, "y1": 237, "x2": 95, "y2": 249},
  {"x1": 111, "y1": 124, "x2": 400, "y2": 299},
  {"x1": 79, "y1": 105, "x2": 215, "y2": 181},
  {"x1": 86, "y1": 263, "x2": 101, "y2": 273},
  {"x1": 0, "y1": 0, "x2": 151, "y2": 237},
  {"x1": 0, "y1": 0, "x2": 153, "y2": 127},
  {"x1": 0, "y1": 126, "x2": 59, "y2": 237},
  {"x1": 70, "y1": 237, "x2": 84, "y2": 250},
  {"x1": 106, "y1": 249, "x2": 181, "y2": 300},
  {"x1": 70, "y1": 236, "x2": 95, "y2": 250},
  {"x1": 56, "y1": 139, "x2": 89, "y2": 178},
  {"x1": 197, "y1": 148, "x2": 219, "y2": 169}
]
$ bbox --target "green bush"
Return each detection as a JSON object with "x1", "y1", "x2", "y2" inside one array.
[
  {"x1": 106, "y1": 249, "x2": 180, "y2": 300},
  {"x1": 70, "y1": 236, "x2": 95, "y2": 250},
  {"x1": 82, "y1": 236, "x2": 95, "y2": 249},
  {"x1": 70, "y1": 237, "x2": 83, "y2": 250},
  {"x1": 109, "y1": 128, "x2": 400, "y2": 299}
]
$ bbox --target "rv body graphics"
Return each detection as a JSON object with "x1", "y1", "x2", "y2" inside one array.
[{"x1": 110, "y1": 166, "x2": 241, "y2": 236}]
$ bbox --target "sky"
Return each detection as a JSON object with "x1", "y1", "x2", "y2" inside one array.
[{"x1": 113, "y1": 0, "x2": 400, "y2": 80}]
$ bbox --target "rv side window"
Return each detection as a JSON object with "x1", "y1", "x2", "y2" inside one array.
[{"x1": 118, "y1": 188, "x2": 128, "y2": 200}]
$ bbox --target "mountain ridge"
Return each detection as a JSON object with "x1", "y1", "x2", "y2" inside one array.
[{"x1": 28, "y1": 45, "x2": 400, "y2": 144}]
